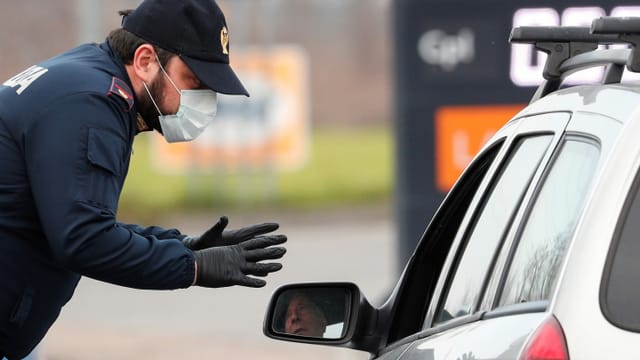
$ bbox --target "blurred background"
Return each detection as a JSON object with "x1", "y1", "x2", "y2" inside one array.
[
  {"x1": 1, "y1": 0, "x2": 395, "y2": 359},
  {"x1": 4, "y1": 0, "x2": 640, "y2": 359},
  {"x1": 0, "y1": 0, "x2": 394, "y2": 218}
]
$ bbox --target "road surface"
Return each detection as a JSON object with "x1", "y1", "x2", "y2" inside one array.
[{"x1": 39, "y1": 205, "x2": 401, "y2": 360}]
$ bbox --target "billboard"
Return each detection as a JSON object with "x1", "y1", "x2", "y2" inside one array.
[{"x1": 151, "y1": 45, "x2": 310, "y2": 174}]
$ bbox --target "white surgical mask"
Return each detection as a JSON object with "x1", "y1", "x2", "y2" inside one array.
[{"x1": 144, "y1": 56, "x2": 217, "y2": 143}]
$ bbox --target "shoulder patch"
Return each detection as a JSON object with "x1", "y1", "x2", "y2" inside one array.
[{"x1": 107, "y1": 77, "x2": 134, "y2": 111}]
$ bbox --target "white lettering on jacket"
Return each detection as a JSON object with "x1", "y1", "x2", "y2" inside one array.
[{"x1": 3, "y1": 65, "x2": 49, "y2": 95}]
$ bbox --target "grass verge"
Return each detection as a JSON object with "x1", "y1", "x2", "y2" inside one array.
[{"x1": 118, "y1": 125, "x2": 394, "y2": 219}]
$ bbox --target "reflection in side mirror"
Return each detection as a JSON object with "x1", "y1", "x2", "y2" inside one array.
[{"x1": 271, "y1": 286, "x2": 351, "y2": 340}]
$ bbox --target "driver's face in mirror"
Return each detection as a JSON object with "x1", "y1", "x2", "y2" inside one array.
[{"x1": 284, "y1": 292, "x2": 328, "y2": 337}]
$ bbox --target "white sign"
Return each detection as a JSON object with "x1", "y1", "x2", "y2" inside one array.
[
  {"x1": 510, "y1": 6, "x2": 640, "y2": 87},
  {"x1": 417, "y1": 28, "x2": 475, "y2": 71}
]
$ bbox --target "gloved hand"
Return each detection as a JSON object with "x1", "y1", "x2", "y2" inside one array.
[
  {"x1": 182, "y1": 216, "x2": 279, "y2": 250},
  {"x1": 193, "y1": 234, "x2": 287, "y2": 288}
]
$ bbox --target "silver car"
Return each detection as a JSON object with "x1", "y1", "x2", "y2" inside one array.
[{"x1": 264, "y1": 17, "x2": 640, "y2": 360}]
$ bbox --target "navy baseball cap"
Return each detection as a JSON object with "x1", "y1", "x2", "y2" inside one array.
[{"x1": 122, "y1": 0, "x2": 249, "y2": 96}]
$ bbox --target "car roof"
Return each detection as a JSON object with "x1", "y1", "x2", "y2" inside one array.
[{"x1": 512, "y1": 82, "x2": 640, "y2": 124}]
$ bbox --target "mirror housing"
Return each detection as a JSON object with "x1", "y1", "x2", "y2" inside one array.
[{"x1": 263, "y1": 282, "x2": 379, "y2": 352}]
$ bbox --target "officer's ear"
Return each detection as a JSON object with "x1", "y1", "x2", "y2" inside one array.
[{"x1": 131, "y1": 44, "x2": 159, "y2": 84}]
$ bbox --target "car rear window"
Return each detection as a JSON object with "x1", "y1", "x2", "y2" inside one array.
[
  {"x1": 434, "y1": 135, "x2": 552, "y2": 324},
  {"x1": 603, "y1": 170, "x2": 640, "y2": 332},
  {"x1": 499, "y1": 137, "x2": 599, "y2": 306}
]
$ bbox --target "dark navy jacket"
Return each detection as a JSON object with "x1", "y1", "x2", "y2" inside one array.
[{"x1": 0, "y1": 42, "x2": 195, "y2": 359}]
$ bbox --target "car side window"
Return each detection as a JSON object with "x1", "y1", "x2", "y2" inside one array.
[
  {"x1": 386, "y1": 139, "x2": 506, "y2": 343},
  {"x1": 498, "y1": 137, "x2": 599, "y2": 306},
  {"x1": 434, "y1": 135, "x2": 553, "y2": 324},
  {"x1": 603, "y1": 163, "x2": 640, "y2": 332}
]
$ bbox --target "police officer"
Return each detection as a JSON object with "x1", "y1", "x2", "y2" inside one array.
[{"x1": 0, "y1": 0, "x2": 287, "y2": 358}]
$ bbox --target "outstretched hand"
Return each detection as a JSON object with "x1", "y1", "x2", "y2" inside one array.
[
  {"x1": 182, "y1": 216, "x2": 279, "y2": 250},
  {"x1": 193, "y1": 234, "x2": 287, "y2": 288}
]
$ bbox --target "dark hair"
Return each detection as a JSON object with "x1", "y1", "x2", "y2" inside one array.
[{"x1": 107, "y1": 10, "x2": 174, "y2": 66}]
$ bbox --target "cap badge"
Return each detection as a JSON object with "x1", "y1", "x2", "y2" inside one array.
[{"x1": 220, "y1": 26, "x2": 229, "y2": 55}]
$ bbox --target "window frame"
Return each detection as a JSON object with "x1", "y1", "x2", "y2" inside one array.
[
  {"x1": 421, "y1": 112, "x2": 571, "y2": 332},
  {"x1": 383, "y1": 119, "x2": 524, "y2": 346},
  {"x1": 434, "y1": 134, "x2": 556, "y2": 324},
  {"x1": 485, "y1": 111, "x2": 617, "y2": 315},
  {"x1": 384, "y1": 137, "x2": 506, "y2": 345},
  {"x1": 493, "y1": 135, "x2": 602, "y2": 308}
]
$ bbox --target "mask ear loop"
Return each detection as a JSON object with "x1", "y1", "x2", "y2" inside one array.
[
  {"x1": 143, "y1": 53, "x2": 182, "y2": 117},
  {"x1": 142, "y1": 82, "x2": 164, "y2": 117},
  {"x1": 155, "y1": 53, "x2": 181, "y2": 93}
]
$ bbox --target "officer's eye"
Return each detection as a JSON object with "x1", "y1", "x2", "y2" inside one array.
[{"x1": 192, "y1": 77, "x2": 205, "y2": 89}]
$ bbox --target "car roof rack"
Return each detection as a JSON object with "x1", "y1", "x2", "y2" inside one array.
[
  {"x1": 592, "y1": 17, "x2": 640, "y2": 71},
  {"x1": 509, "y1": 17, "x2": 640, "y2": 102}
]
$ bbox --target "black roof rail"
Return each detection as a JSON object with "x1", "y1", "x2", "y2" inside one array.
[
  {"x1": 509, "y1": 21, "x2": 640, "y2": 103},
  {"x1": 509, "y1": 26, "x2": 619, "y2": 80},
  {"x1": 591, "y1": 17, "x2": 640, "y2": 71}
]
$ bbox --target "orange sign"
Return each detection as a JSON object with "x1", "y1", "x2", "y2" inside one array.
[
  {"x1": 435, "y1": 104, "x2": 524, "y2": 192},
  {"x1": 151, "y1": 45, "x2": 310, "y2": 174}
]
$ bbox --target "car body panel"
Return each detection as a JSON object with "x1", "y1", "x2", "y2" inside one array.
[
  {"x1": 375, "y1": 342, "x2": 413, "y2": 360},
  {"x1": 515, "y1": 84, "x2": 640, "y2": 122},
  {"x1": 401, "y1": 313, "x2": 545, "y2": 360},
  {"x1": 551, "y1": 101, "x2": 640, "y2": 359}
]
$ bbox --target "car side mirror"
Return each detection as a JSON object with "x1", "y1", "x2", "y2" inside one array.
[{"x1": 264, "y1": 282, "x2": 361, "y2": 343}]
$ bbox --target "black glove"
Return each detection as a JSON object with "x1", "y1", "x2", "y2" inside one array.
[
  {"x1": 182, "y1": 216, "x2": 279, "y2": 251},
  {"x1": 193, "y1": 234, "x2": 287, "y2": 288}
]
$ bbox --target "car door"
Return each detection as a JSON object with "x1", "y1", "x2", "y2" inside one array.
[
  {"x1": 374, "y1": 118, "x2": 522, "y2": 360},
  {"x1": 389, "y1": 112, "x2": 571, "y2": 360}
]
